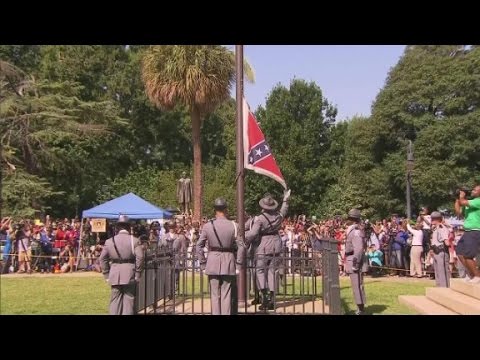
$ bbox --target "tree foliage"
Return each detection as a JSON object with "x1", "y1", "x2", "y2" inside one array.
[
  {"x1": 2, "y1": 45, "x2": 479, "y2": 220},
  {"x1": 248, "y1": 79, "x2": 337, "y2": 215}
]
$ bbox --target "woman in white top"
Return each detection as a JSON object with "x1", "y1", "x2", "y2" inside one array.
[{"x1": 406, "y1": 221, "x2": 424, "y2": 277}]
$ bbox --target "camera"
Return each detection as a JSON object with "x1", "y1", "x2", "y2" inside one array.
[
  {"x1": 363, "y1": 220, "x2": 373, "y2": 237},
  {"x1": 13, "y1": 223, "x2": 23, "y2": 231},
  {"x1": 452, "y1": 187, "x2": 472, "y2": 199}
]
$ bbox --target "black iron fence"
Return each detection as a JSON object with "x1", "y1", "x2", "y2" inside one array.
[{"x1": 135, "y1": 238, "x2": 341, "y2": 315}]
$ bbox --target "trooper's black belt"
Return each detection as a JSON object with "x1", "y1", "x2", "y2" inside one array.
[
  {"x1": 209, "y1": 247, "x2": 235, "y2": 253},
  {"x1": 345, "y1": 251, "x2": 354, "y2": 256},
  {"x1": 111, "y1": 259, "x2": 135, "y2": 264}
]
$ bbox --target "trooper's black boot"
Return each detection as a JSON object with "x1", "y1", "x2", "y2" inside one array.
[
  {"x1": 251, "y1": 290, "x2": 261, "y2": 305},
  {"x1": 267, "y1": 291, "x2": 275, "y2": 310},
  {"x1": 258, "y1": 289, "x2": 269, "y2": 310}
]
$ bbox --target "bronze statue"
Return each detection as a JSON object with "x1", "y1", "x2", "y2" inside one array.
[{"x1": 176, "y1": 171, "x2": 192, "y2": 215}]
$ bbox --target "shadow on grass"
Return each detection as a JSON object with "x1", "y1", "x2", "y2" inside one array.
[
  {"x1": 275, "y1": 296, "x2": 320, "y2": 308},
  {"x1": 341, "y1": 297, "x2": 388, "y2": 315}
]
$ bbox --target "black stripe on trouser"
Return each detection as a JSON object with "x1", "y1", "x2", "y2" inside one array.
[
  {"x1": 356, "y1": 271, "x2": 364, "y2": 305},
  {"x1": 444, "y1": 252, "x2": 449, "y2": 287}
]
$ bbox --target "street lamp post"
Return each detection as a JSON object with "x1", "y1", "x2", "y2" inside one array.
[{"x1": 406, "y1": 140, "x2": 414, "y2": 219}]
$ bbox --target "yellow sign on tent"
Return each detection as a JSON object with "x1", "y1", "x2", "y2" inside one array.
[{"x1": 91, "y1": 218, "x2": 106, "y2": 233}]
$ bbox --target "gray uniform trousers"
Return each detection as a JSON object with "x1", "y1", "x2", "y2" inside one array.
[
  {"x1": 196, "y1": 216, "x2": 242, "y2": 315},
  {"x1": 431, "y1": 225, "x2": 450, "y2": 288},
  {"x1": 110, "y1": 283, "x2": 137, "y2": 315},
  {"x1": 256, "y1": 253, "x2": 280, "y2": 292},
  {"x1": 209, "y1": 275, "x2": 236, "y2": 315},
  {"x1": 433, "y1": 251, "x2": 450, "y2": 287},
  {"x1": 345, "y1": 224, "x2": 367, "y2": 306},
  {"x1": 99, "y1": 231, "x2": 144, "y2": 315},
  {"x1": 247, "y1": 250, "x2": 259, "y2": 297},
  {"x1": 349, "y1": 268, "x2": 366, "y2": 306}
]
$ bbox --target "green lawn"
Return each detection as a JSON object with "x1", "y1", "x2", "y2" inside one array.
[
  {"x1": 1, "y1": 275, "x2": 110, "y2": 315},
  {"x1": 339, "y1": 277, "x2": 433, "y2": 315},
  {"x1": 1, "y1": 273, "x2": 433, "y2": 315}
]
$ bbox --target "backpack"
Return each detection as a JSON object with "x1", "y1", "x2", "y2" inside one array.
[{"x1": 40, "y1": 239, "x2": 52, "y2": 253}]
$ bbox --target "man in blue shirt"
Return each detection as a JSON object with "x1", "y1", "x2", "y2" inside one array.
[{"x1": 390, "y1": 222, "x2": 408, "y2": 276}]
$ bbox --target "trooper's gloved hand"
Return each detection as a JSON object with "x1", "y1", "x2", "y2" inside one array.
[
  {"x1": 283, "y1": 189, "x2": 291, "y2": 202},
  {"x1": 235, "y1": 269, "x2": 240, "y2": 275},
  {"x1": 200, "y1": 262, "x2": 206, "y2": 271}
]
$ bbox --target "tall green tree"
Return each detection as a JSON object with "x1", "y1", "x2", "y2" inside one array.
[
  {"x1": 141, "y1": 45, "x2": 254, "y2": 221},
  {"x1": 250, "y1": 79, "x2": 337, "y2": 215},
  {"x1": 0, "y1": 45, "x2": 42, "y2": 75},
  {"x1": 348, "y1": 45, "x2": 480, "y2": 217},
  {"x1": 0, "y1": 59, "x2": 123, "y2": 217}
]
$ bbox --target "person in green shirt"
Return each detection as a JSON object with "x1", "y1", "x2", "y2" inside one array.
[{"x1": 454, "y1": 185, "x2": 480, "y2": 283}]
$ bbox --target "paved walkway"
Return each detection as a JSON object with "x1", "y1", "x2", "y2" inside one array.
[{"x1": 140, "y1": 297, "x2": 327, "y2": 315}]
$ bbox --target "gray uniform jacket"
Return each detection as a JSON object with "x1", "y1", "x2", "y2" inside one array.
[
  {"x1": 99, "y1": 230, "x2": 144, "y2": 285},
  {"x1": 246, "y1": 216, "x2": 260, "y2": 259},
  {"x1": 160, "y1": 232, "x2": 176, "y2": 251},
  {"x1": 173, "y1": 234, "x2": 188, "y2": 254},
  {"x1": 173, "y1": 233, "x2": 189, "y2": 268},
  {"x1": 196, "y1": 216, "x2": 241, "y2": 275},
  {"x1": 344, "y1": 224, "x2": 366, "y2": 273},
  {"x1": 431, "y1": 224, "x2": 449, "y2": 247},
  {"x1": 245, "y1": 201, "x2": 288, "y2": 255}
]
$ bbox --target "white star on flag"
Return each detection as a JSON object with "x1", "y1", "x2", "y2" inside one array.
[
  {"x1": 264, "y1": 145, "x2": 269, "y2": 151},
  {"x1": 255, "y1": 148, "x2": 263, "y2": 156}
]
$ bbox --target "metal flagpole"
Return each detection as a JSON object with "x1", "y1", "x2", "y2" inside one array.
[{"x1": 235, "y1": 45, "x2": 246, "y2": 309}]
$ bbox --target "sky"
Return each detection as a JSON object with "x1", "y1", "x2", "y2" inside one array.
[{"x1": 232, "y1": 45, "x2": 406, "y2": 121}]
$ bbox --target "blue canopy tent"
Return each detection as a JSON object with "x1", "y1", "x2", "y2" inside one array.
[
  {"x1": 82, "y1": 192, "x2": 172, "y2": 219},
  {"x1": 76, "y1": 193, "x2": 171, "y2": 269}
]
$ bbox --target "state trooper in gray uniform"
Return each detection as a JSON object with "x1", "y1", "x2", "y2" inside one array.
[
  {"x1": 246, "y1": 189, "x2": 291, "y2": 310},
  {"x1": 429, "y1": 211, "x2": 450, "y2": 288},
  {"x1": 344, "y1": 208, "x2": 367, "y2": 315},
  {"x1": 159, "y1": 220, "x2": 177, "y2": 251},
  {"x1": 196, "y1": 198, "x2": 244, "y2": 315},
  {"x1": 99, "y1": 215, "x2": 144, "y2": 315},
  {"x1": 246, "y1": 214, "x2": 261, "y2": 305},
  {"x1": 172, "y1": 226, "x2": 189, "y2": 294}
]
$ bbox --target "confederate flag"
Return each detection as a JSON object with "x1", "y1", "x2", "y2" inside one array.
[{"x1": 243, "y1": 97, "x2": 287, "y2": 189}]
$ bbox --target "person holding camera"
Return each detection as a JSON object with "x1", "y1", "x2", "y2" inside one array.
[
  {"x1": 16, "y1": 223, "x2": 32, "y2": 274},
  {"x1": 344, "y1": 208, "x2": 367, "y2": 315},
  {"x1": 417, "y1": 207, "x2": 432, "y2": 255},
  {"x1": 454, "y1": 185, "x2": 480, "y2": 283},
  {"x1": 430, "y1": 212, "x2": 450, "y2": 287},
  {"x1": 406, "y1": 219, "x2": 424, "y2": 278},
  {"x1": 172, "y1": 225, "x2": 188, "y2": 294}
]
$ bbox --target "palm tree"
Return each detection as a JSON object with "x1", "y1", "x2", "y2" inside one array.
[{"x1": 142, "y1": 45, "x2": 254, "y2": 221}]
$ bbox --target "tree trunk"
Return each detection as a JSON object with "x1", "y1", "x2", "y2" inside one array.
[
  {"x1": 191, "y1": 107, "x2": 202, "y2": 222},
  {"x1": 0, "y1": 142, "x2": 3, "y2": 220}
]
